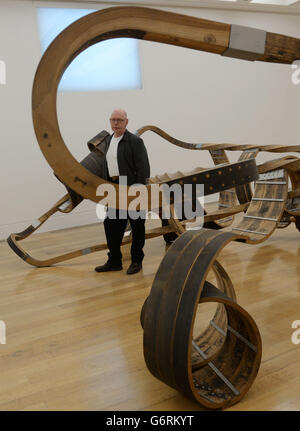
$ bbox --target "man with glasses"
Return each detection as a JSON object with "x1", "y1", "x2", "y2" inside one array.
[{"x1": 95, "y1": 109, "x2": 150, "y2": 275}]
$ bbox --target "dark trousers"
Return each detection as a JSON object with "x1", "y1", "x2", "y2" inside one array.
[{"x1": 104, "y1": 208, "x2": 146, "y2": 265}]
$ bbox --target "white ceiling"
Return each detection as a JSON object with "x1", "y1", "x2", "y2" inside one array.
[{"x1": 29, "y1": 0, "x2": 300, "y2": 14}]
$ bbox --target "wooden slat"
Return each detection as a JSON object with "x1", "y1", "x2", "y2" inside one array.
[
  {"x1": 232, "y1": 170, "x2": 288, "y2": 244},
  {"x1": 258, "y1": 32, "x2": 300, "y2": 64},
  {"x1": 209, "y1": 149, "x2": 236, "y2": 229}
]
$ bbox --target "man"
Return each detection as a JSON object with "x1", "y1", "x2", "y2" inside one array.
[{"x1": 95, "y1": 109, "x2": 150, "y2": 275}]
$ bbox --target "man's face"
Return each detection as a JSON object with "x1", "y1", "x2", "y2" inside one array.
[{"x1": 110, "y1": 110, "x2": 128, "y2": 137}]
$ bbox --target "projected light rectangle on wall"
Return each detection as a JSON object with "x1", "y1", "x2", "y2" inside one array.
[{"x1": 36, "y1": 8, "x2": 142, "y2": 92}]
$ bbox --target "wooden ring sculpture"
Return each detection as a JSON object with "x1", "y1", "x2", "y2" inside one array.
[
  {"x1": 141, "y1": 229, "x2": 262, "y2": 409},
  {"x1": 141, "y1": 165, "x2": 292, "y2": 407}
]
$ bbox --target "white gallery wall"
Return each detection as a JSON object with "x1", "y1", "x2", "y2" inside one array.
[{"x1": 1, "y1": 0, "x2": 300, "y2": 240}]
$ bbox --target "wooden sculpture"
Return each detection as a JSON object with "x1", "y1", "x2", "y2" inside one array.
[
  {"x1": 7, "y1": 134, "x2": 258, "y2": 266},
  {"x1": 7, "y1": 6, "x2": 300, "y2": 409},
  {"x1": 141, "y1": 231, "x2": 262, "y2": 409}
]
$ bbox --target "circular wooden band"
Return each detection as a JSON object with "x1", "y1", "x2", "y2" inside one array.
[{"x1": 142, "y1": 228, "x2": 262, "y2": 409}]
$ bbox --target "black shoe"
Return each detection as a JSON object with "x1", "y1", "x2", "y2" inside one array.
[
  {"x1": 94, "y1": 262, "x2": 122, "y2": 272},
  {"x1": 127, "y1": 262, "x2": 142, "y2": 275}
]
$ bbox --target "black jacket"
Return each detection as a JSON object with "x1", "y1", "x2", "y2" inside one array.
[{"x1": 102, "y1": 129, "x2": 150, "y2": 185}]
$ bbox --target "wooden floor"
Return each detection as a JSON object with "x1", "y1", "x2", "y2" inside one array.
[{"x1": 1, "y1": 212, "x2": 300, "y2": 411}]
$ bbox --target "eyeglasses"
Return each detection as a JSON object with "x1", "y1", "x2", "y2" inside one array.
[{"x1": 110, "y1": 118, "x2": 126, "y2": 124}]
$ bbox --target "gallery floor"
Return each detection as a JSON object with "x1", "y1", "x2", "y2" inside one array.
[{"x1": 1, "y1": 211, "x2": 300, "y2": 411}]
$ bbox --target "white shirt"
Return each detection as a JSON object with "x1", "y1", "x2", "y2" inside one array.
[{"x1": 106, "y1": 134, "x2": 123, "y2": 177}]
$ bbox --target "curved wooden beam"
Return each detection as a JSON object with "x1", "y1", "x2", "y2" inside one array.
[
  {"x1": 137, "y1": 125, "x2": 300, "y2": 153},
  {"x1": 32, "y1": 6, "x2": 300, "y2": 205},
  {"x1": 7, "y1": 225, "x2": 172, "y2": 268}
]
